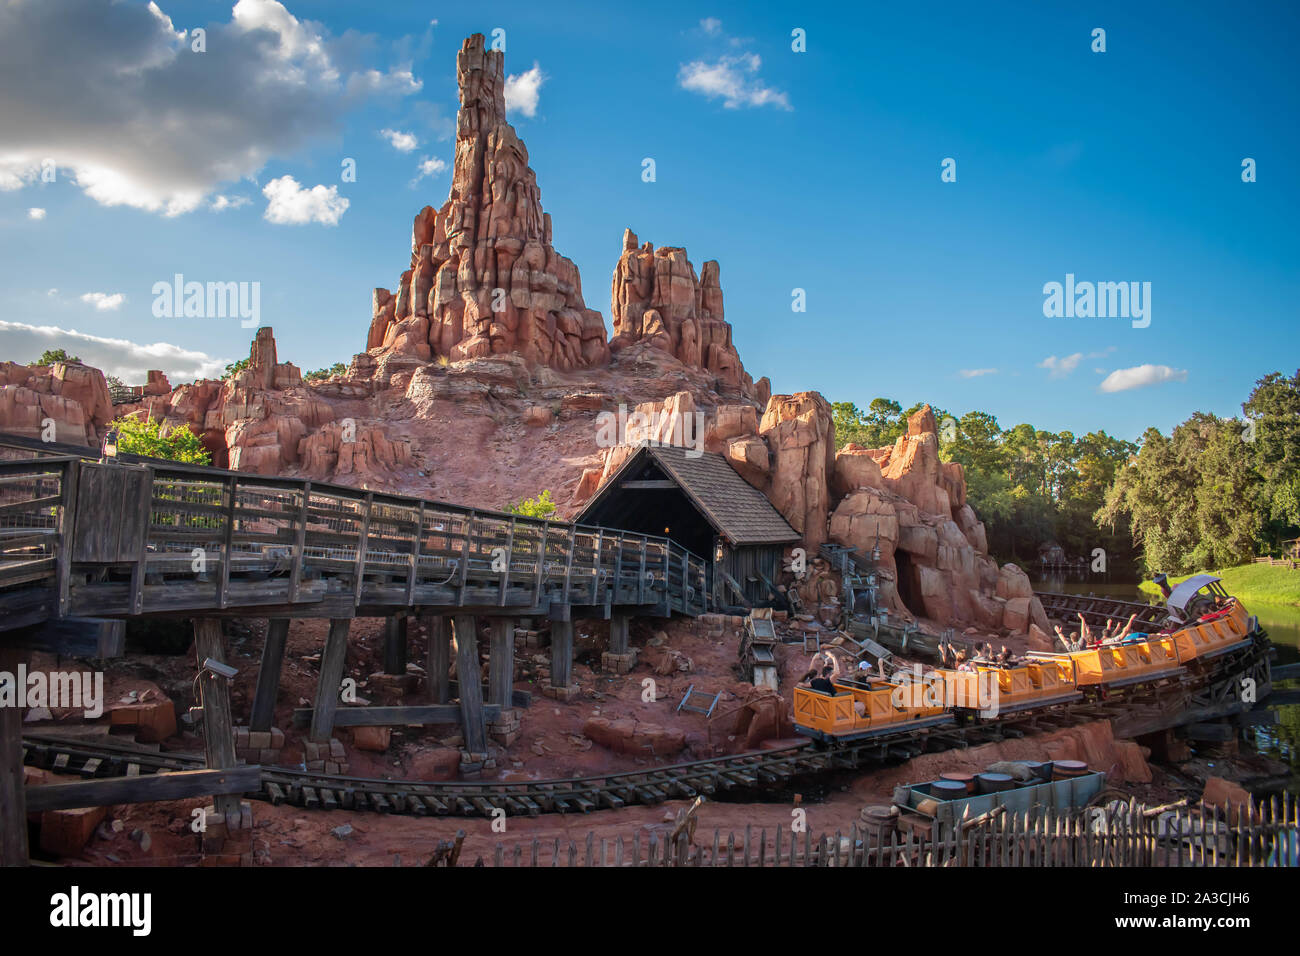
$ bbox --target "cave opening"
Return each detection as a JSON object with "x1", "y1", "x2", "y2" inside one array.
[{"x1": 893, "y1": 550, "x2": 926, "y2": 618}]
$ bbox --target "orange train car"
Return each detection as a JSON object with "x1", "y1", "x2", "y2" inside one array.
[
  {"x1": 793, "y1": 577, "x2": 1262, "y2": 745},
  {"x1": 792, "y1": 678, "x2": 952, "y2": 742}
]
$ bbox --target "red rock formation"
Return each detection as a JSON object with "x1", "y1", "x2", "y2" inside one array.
[
  {"x1": 609, "y1": 230, "x2": 757, "y2": 397},
  {"x1": 827, "y1": 404, "x2": 1051, "y2": 637},
  {"x1": 759, "y1": 393, "x2": 836, "y2": 550},
  {"x1": 367, "y1": 34, "x2": 610, "y2": 371},
  {"x1": 0, "y1": 360, "x2": 114, "y2": 446}
]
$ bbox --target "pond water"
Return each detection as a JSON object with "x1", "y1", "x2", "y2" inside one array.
[{"x1": 1035, "y1": 574, "x2": 1299, "y2": 791}]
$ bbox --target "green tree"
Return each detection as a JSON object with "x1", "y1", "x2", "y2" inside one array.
[
  {"x1": 304, "y1": 362, "x2": 347, "y2": 383},
  {"x1": 831, "y1": 398, "x2": 905, "y2": 449},
  {"x1": 35, "y1": 349, "x2": 80, "y2": 366},
  {"x1": 111, "y1": 418, "x2": 211, "y2": 464},
  {"x1": 506, "y1": 490, "x2": 557, "y2": 519},
  {"x1": 224, "y1": 357, "x2": 250, "y2": 379},
  {"x1": 1244, "y1": 369, "x2": 1300, "y2": 549}
]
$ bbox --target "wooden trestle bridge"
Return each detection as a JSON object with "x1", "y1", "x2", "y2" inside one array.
[{"x1": 0, "y1": 433, "x2": 708, "y2": 863}]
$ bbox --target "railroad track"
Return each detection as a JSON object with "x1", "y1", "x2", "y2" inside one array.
[{"x1": 22, "y1": 635, "x2": 1274, "y2": 818}]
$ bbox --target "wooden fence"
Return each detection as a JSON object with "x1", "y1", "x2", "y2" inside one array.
[{"x1": 481, "y1": 797, "x2": 1298, "y2": 867}]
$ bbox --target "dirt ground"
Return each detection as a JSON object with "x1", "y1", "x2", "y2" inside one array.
[{"x1": 21, "y1": 612, "x2": 1288, "y2": 867}]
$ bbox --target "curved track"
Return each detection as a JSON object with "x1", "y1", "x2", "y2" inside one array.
[{"x1": 21, "y1": 629, "x2": 1273, "y2": 818}]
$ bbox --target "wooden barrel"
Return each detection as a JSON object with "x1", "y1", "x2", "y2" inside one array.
[
  {"x1": 1053, "y1": 759, "x2": 1089, "y2": 779},
  {"x1": 931, "y1": 779, "x2": 968, "y2": 800},
  {"x1": 860, "y1": 804, "x2": 898, "y2": 841},
  {"x1": 976, "y1": 772, "x2": 1015, "y2": 793},
  {"x1": 939, "y1": 772, "x2": 976, "y2": 794}
]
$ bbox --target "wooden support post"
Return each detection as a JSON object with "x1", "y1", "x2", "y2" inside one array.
[
  {"x1": 193, "y1": 618, "x2": 239, "y2": 816},
  {"x1": 0, "y1": 645, "x2": 29, "y2": 866},
  {"x1": 309, "y1": 618, "x2": 351, "y2": 743},
  {"x1": 425, "y1": 615, "x2": 450, "y2": 703},
  {"x1": 249, "y1": 618, "x2": 289, "y2": 732},
  {"x1": 488, "y1": 618, "x2": 514, "y2": 708},
  {"x1": 551, "y1": 619, "x2": 574, "y2": 689},
  {"x1": 610, "y1": 613, "x2": 631, "y2": 655},
  {"x1": 454, "y1": 615, "x2": 488, "y2": 754},
  {"x1": 383, "y1": 616, "x2": 408, "y2": 675}
]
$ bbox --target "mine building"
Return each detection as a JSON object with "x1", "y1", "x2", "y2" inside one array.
[{"x1": 576, "y1": 444, "x2": 800, "y2": 611}]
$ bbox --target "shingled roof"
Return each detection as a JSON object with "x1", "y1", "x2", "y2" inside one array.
[{"x1": 578, "y1": 444, "x2": 800, "y2": 547}]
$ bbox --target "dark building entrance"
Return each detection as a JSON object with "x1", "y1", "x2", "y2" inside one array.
[{"x1": 576, "y1": 444, "x2": 801, "y2": 611}]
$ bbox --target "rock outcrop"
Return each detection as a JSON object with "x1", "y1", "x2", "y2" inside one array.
[
  {"x1": 0, "y1": 360, "x2": 115, "y2": 446},
  {"x1": 609, "y1": 230, "x2": 760, "y2": 398},
  {"x1": 366, "y1": 34, "x2": 610, "y2": 371},
  {"x1": 827, "y1": 404, "x2": 1050, "y2": 636}
]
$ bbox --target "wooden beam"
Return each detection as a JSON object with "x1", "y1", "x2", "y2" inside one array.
[
  {"x1": 55, "y1": 459, "x2": 80, "y2": 618},
  {"x1": 382, "y1": 616, "x2": 408, "y2": 676},
  {"x1": 0, "y1": 645, "x2": 28, "y2": 865},
  {"x1": 291, "y1": 704, "x2": 507, "y2": 727},
  {"x1": 609, "y1": 613, "x2": 630, "y2": 655},
  {"x1": 25, "y1": 766, "x2": 260, "y2": 813},
  {"x1": 488, "y1": 618, "x2": 514, "y2": 708},
  {"x1": 5, "y1": 618, "x2": 124, "y2": 658},
  {"x1": 309, "y1": 618, "x2": 351, "y2": 743},
  {"x1": 192, "y1": 618, "x2": 239, "y2": 816},
  {"x1": 424, "y1": 614, "x2": 450, "y2": 704},
  {"x1": 249, "y1": 618, "x2": 289, "y2": 732},
  {"x1": 454, "y1": 614, "x2": 487, "y2": 753},
  {"x1": 551, "y1": 619, "x2": 574, "y2": 689},
  {"x1": 619, "y1": 480, "x2": 677, "y2": 490}
]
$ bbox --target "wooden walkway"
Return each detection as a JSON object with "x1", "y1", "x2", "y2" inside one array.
[{"x1": 0, "y1": 435, "x2": 710, "y2": 630}]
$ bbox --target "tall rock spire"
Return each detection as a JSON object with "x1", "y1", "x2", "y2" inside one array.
[
  {"x1": 368, "y1": 34, "x2": 610, "y2": 370},
  {"x1": 610, "y1": 229, "x2": 760, "y2": 400}
]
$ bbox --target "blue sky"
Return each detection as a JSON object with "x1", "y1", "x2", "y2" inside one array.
[{"x1": 1, "y1": 0, "x2": 1296, "y2": 442}]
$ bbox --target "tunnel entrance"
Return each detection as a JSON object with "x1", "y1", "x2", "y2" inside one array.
[{"x1": 893, "y1": 550, "x2": 926, "y2": 618}]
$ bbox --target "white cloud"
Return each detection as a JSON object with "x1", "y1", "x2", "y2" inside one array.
[
  {"x1": 700, "y1": 18, "x2": 723, "y2": 36},
  {"x1": 1098, "y1": 364, "x2": 1188, "y2": 393},
  {"x1": 1038, "y1": 353, "x2": 1084, "y2": 378},
  {"x1": 27, "y1": 207, "x2": 46, "y2": 220},
  {"x1": 0, "y1": 0, "x2": 420, "y2": 217},
  {"x1": 504, "y1": 63, "x2": 546, "y2": 118},
  {"x1": 678, "y1": 53, "x2": 791, "y2": 110},
  {"x1": 410, "y1": 155, "x2": 448, "y2": 187},
  {"x1": 46, "y1": 288, "x2": 58, "y2": 297},
  {"x1": 379, "y1": 128, "x2": 419, "y2": 152},
  {"x1": 959, "y1": 368, "x2": 998, "y2": 378},
  {"x1": 209, "y1": 194, "x2": 250, "y2": 212},
  {"x1": 0, "y1": 319, "x2": 227, "y2": 383},
  {"x1": 80, "y1": 292, "x2": 126, "y2": 311},
  {"x1": 261, "y1": 175, "x2": 348, "y2": 225}
]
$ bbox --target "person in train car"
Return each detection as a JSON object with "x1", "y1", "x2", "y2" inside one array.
[
  {"x1": 1076, "y1": 613, "x2": 1100, "y2": 647},
  {"x1": 1053, "y1": 624, "x2": 1078, "y2": 651},
  {"x1": 809, "y1": 666, "x2": 838, "y2": 695},
  {"x1": 1152, "y1": 572, "x2": 1188, "y2": 626}
]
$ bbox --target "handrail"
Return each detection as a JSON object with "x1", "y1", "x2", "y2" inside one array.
[{"x1": 0, "y1": 447, "x2": 713, "y2": 620}]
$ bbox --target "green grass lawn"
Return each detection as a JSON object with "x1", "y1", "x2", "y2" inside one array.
[{"x1": 1137, "y1": 563, "x2": 1300, "y2": 608}]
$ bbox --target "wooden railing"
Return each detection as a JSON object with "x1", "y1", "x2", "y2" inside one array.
[{"x1": 0, "y1": 451, "x2": 710, "y2": 624}]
